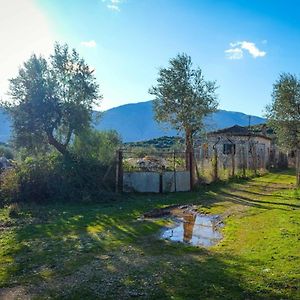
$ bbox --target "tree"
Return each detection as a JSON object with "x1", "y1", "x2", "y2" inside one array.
[
  {"x1": 73, "y1": 129, "x2": 122, "y2": 164},
  {"x1": 149, "y1": 53, "x2": 218, "y2": 181},
  {"x1": 4, "y1": 43, "x2": 101, "y2": 155},
  {"x1": 266, "y1": 73, "x2": 300, "y2": 185}
]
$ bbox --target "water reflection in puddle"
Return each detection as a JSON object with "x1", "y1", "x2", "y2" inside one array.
[{"x1": 161, "y1": 213, "x2": 222, "y2": 247}]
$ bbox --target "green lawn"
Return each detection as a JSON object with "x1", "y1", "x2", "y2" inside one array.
[{"x1": 0, "y1": 170, "x2": 299, "y2": 299}]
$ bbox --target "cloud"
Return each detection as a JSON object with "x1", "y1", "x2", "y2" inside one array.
[
  {"x1": 80, "y1": 40, "x2": 97, "y2": 48},
  {"x1": 225, "y1": 41, "x2": 266, "y2": 59},
  {"x1": 102, "y1": 0, "x2": 122, "y2": 12},
  {"x1": 225, "y1": 47, "x2": 243, "y2": 60}
]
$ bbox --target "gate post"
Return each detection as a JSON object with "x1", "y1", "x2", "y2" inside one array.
[{"x1": 115, "y1": 150, "x2": 123, "y2": 193}]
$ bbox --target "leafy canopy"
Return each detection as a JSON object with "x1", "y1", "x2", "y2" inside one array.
[
  {"x1": 73, "y1": 129, "x2": 122, "y2": 165},
  {"x1": 149, "y1": 53, "x2": 218, "y2": 136},
  {"x1": 266, "y1": 73, "x2": 300, "y2": 150},
  {"x1": 5, "y1": 43, "x2": 101, "y2": 155}
]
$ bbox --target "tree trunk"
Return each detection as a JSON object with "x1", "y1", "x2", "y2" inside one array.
[
  {"x1": 185, "y1": 129, "x2": 193, "y2": 169},
  {"x1": 185, "y1": 129, "x2": 195, "y2": 187},
  {"x1": 47, "y1": 132, "x2": 68, "y2": 155},
  {"x1": 296, "y1": 148, "x2": 300, "y2": 187}
]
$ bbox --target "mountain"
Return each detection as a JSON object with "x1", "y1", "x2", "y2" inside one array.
[
  {"x1": 95, "y1": 100, "x2": 266, "y2": 142},
  {"x1": 0, "y1": 100, "x2": 266, "y2": 143}
]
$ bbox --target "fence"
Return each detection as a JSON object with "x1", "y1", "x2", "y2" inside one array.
[
  {"x1": 116, "y1": 150, "x2": 192, "y2": 193},
  {"x1": 115, "y1": 138, "x2": 275, "y2": 193},
  {"x1": 193, "y1": 139, "x2": 270, "y2": 183}
]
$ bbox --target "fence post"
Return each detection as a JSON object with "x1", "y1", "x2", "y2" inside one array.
[
  {"x1": 213, "y1": 147, "x2": 218, "y2": 181},
  {"x1": 115, "y1": 150, "x2": 123, "y2": 193}
]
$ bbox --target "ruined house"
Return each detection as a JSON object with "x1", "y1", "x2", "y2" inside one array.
[{"x1": 198, "y1": 125, "x2": 272, "y2": 174}]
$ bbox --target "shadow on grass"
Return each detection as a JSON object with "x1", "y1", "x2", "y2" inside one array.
[
  {"x1": 0, "y1": 209, "x2": 291, "y2": 299},
  {"x1": 217, "y1": 191, "x2": 300, "y2": 210},
  {"x1": 0, "y1": 169, "x2": 298, "y2": 299}
]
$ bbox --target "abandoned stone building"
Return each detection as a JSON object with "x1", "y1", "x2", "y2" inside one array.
[{"x1": 197, "y1": 125, "x2": 273, "y2": 174}]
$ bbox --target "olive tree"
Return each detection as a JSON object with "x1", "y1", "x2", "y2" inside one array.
[
  {"x1": 149, "y1": 53, "x2": 218, "y2": 180},
  {"x1": 266, "y1": 73, "x2": 300, "y2": 185},
  {"x1": 4, "y1": 43, "x2": 101, "y2": 155}
]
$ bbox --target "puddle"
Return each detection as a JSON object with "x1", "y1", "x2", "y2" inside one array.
[{"x1": 144, "y1": 206, "x2": 223, "y2": 247}]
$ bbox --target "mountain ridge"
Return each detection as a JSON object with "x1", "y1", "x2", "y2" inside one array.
[
  {"x1": 94, "y1": 100, "x2": 266, "y2": 142},
  {"x1": 0, "y1": 100, "x2": 266, "y2": 143}
]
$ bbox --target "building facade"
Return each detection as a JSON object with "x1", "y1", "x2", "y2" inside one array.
[{"x1": 197, "y1": 125, "x2": 272, "y2": 174}]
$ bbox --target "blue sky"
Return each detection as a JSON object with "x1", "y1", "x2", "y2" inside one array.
[{"x1": 1, "y1": 0, "x2": 300, "y2": 116}]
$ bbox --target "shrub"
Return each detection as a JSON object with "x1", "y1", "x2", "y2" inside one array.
[
  {"x1": 0, "y1": 153, "x2": 116, "y2": 205},
  {"x1": 0, "y1": 145, "x2": 14, "y2": 159},
  {"x1": 8, "y1": 203, "x2": 21, "y2": 218},
  {"x1": 0, "y1": 168, "x2": 19, "y2": 205},
  {"x1": 72, "y1": 129, "x2": 122, "y2": 165}
]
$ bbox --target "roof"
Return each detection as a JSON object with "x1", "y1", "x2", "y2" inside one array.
[{"x1": 208, "y1": 125, "x2": 272, "y2": 140}]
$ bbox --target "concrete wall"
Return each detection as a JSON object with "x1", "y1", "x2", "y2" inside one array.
[
  {"x1": 123, "y1": 172, "x2": 160, "y2": 193},
  {"x1": 162, "y1": 171, "x2": 191, "y2": 192},
  {"x1": 123, "y1": 171, "x2": 191, "y2": 193},
  {"x1": 162, "y1": 172, "x2": 175, "y2": 192}
]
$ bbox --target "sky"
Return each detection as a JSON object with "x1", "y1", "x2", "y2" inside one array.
[{"x1": 1, "y1": 0, "x2": 300, "y2": 117}]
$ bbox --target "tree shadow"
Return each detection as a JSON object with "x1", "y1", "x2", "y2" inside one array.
[
  {"x1": 216, "y1": 190, "x2": 300, "y2": 210},
  {"x1": 0, "y1": 200, "x2": 297, "y2": 299},
  {"x1": 0, "y1": 170, "x2": 298, "y2": 299}
]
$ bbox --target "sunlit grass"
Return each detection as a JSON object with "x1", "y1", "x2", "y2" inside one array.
[{"x1": 0, "y1": 169, "x2": 299, "y2": 299}]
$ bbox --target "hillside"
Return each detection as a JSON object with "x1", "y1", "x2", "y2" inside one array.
[
  {"x1": 0, "y1": 100, "x2": 266, "y2": 143},
  {"x1": 95, "y1": 100, "x2": 266, "y2": 142}
]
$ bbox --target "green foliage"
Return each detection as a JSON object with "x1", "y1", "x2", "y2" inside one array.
[
  {"x1": 125, "y1": 136, "x2": 185, "y2": 151},
  {"x1": 4, "y1": 43, "x2": 101, "y2": 155},
  {"x1": 149, "y1": 53, "x2": 218, "y2": 140},
  {"x1": 266, "y1": 73, "x2": 300, "y2": 150},
  {"x1": 0, "y1": 169, "x2": 19, "y2": 205},
  {"x1": 0, "y1": 145, "x2": 13, "y2": 159},
  {"x1": 7, "y1": 203, "x2": 21, "y2": 218},
  {"x1": 0, "y1": 153, "x2": 115, "y2": 205},
  {"x1": 72, "y1": 129, "x2": 122, "y2": 165}
]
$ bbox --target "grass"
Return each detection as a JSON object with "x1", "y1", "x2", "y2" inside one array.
[{"x1": 0, "y1": 169, "x2": 299, "y2": 299}]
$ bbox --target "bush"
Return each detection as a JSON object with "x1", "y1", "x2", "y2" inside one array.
[
  {"x1": 8, "y1": 203, "x2": 21, "y2": 218},
  {"x1": 72, "y1": 129, "x2": 122, "y2": 165},
  {"x1": 0, "y1": 153, "x2": 116, "y2": 205},
  {"x1": 0, "y1": 168, "x2": 19, "y2": 205},
  {"x1": 0, "y1": 145, "x2": 14, "y2": 159}
]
